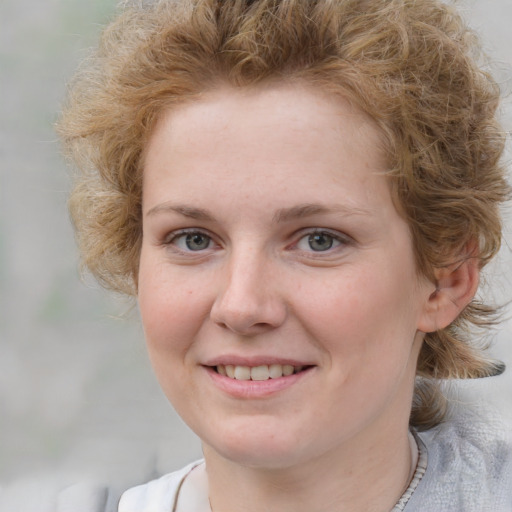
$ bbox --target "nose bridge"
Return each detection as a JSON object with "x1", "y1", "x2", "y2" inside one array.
[
  {"x1": 211, "y1": 242, "x2": 286, "y2": 334},
  {"x1": 227, "y1": 245, "x2": 262, "y2": 293}
]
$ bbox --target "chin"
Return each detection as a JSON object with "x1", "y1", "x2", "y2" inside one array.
[
  {"x1": 199, "y1": 419, "x2": 316, "y2": 470},
  {"x1": 210, "y1": 443, "x2": 304, "y2": 470}
]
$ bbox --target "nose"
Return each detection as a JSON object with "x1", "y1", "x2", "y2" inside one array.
[{"x1": 210, "y1": 252, "x2": 287, "y2": 336}]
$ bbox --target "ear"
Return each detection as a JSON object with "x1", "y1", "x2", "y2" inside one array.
[{"x1": 417, "y1": 255, "x2": 480, "y2": 333}]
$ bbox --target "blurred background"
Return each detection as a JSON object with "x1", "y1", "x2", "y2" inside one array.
[
  {"x1": 0, "y1": 0, "x2": 203, "y2": 495},
  {"x1": 1, "y1": 0, "x2": 511, "y2": 498}
]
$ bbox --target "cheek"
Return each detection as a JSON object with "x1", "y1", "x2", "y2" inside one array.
[
  {"x1": 137, "y1": 261, "x2": 210, "y2": 408},
  {"x1": 299, "y1": 263, "x2": 421, "y2": 363},
  {"x1": 138, "y1": 255, "x2": 206, "y2": 356}
]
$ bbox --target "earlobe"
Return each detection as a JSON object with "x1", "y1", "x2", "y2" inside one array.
[{"x1": 418, "y1": 255, "x2": 480, "y2": 333}]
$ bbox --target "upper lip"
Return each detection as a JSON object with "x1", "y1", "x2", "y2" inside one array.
[{"x1": 203, "y1": 355, "x2": 315, "y2": 367}]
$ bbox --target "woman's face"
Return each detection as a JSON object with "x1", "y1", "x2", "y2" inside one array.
[{"x1": 138, "y1": 84, "x2": 435, "y2": 469}]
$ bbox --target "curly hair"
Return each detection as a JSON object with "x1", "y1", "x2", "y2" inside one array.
[{"x1": 57, "y1": 0, "x2": 510, "y2": 429}]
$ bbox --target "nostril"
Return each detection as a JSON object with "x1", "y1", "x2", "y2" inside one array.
[
  {"x1": 210, "y1": 286, "x2": 287, "y2": 334},
  {"x1": 254, "y1": 322, "x2": 273, "y2": 329}
]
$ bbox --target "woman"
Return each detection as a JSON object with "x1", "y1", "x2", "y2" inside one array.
[{"x1": 58, "y1": 0, "x2": 512, "y2": 510}]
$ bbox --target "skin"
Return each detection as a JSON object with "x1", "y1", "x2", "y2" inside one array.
[{"x1": 137, "y1": 83, "x2": 456, "y2": 511}]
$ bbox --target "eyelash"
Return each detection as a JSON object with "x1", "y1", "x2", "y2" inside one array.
[
  {"x1": 292, "y1": 229, "x2": 351, "y2": 254},
  {"x1": 163, "y1": 229, "x2": 217, "y2": 253},
  {"x1": 163, "y1": 228, "x2": 351, "y2": 255}
]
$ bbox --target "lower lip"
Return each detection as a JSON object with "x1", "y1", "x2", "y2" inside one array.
[{"x1": 205, "y1": 366, "x2": 314, "y2": 399}]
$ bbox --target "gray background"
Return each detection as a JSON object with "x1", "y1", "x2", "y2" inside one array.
[{"x1": 1, "y1": 0, "x2": 511, "y2": 492}]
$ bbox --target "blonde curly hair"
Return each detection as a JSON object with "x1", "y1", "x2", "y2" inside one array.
[{"x1": 58, "y1": 0, "x2": 510, "y2": 429}]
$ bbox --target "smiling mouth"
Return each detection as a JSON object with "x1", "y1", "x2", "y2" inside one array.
[{"x1": 213, "y1": 364, "x2": 310, "y2": 381}]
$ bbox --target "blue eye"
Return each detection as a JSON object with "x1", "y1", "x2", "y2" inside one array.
[
  {"x1": 296, "y1": 231, "x2": 343, "y2": 252},
  {"x1": 308, "y1": 233, "x2": 335, "y2": 251},
  {"x1": 172, "y1": 232, "x2": 212, "y2": 251}
]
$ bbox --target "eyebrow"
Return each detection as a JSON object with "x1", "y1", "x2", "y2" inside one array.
[
  {"x1": 145, "y1": 202, "x2": 372, "y2": 222},
  {"x1": 146, "y1": 203, "x2": 215, "y2": 220},
  {"x1": 272, "y1": 203, "x2": 372, "y2": 223}
]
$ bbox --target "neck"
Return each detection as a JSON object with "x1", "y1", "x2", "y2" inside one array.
[{"x1": 204, "y1": 422, "x2": 415, "y2": 512}]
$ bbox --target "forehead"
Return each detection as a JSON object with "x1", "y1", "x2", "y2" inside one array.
[
  {"x1": 142, "y1": 83, "x2": 392, "y2": 216},
  {"x1": 146, "y1": 83, "x2": 387, "y2": 165}
]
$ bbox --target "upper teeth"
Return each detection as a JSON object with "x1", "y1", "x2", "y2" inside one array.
[{"x1": 216, "y1": 364, "x2": 303, "y2": 381}]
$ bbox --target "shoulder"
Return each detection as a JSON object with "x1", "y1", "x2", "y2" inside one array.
[
  {"x1": 118, "y1": 460, "x2": 204, "y2": 512},
  {"x1": 406, "y1": 408, "x2": 512, "y2": 512}
]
